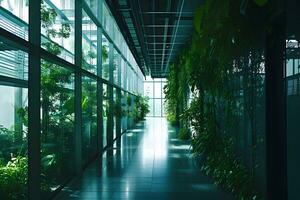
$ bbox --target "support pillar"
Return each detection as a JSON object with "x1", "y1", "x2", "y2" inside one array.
[{"x1": 265, "y1": 2, "x2": 287, "y2": 199}]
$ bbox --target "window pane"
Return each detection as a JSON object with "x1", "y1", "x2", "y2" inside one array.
[
  {"x1": 103, "y1": 84, "x2": 108, "y2": 147},
  {"x1": 286, "y1": 59, "x2": 293, "y2": 76},
  {"x1": 145, "y1": 75, "x2": 152, "y2": 81},
  {"x1": 40, "y1": 60, "x2": 74, "y2": 198},
  {"x1": 0, "y1": 41, "x2": 28, "y2": 80},
  {"x1": 147, "y1": 99, "x2": 154, "y2": 116},
  {"x1": 127, "y1": 94, "x2": 133, "y2": 127},
  {"x1": 144, "y1": 78, "x2": 165, "y2": 117},
  {"x1": 0, "y1": 0, "x2": 28, "y2": 40},
  {"x1": 85, "y1": 0, "x2": 100, "y2": 20},
  {"x1": 0, "y1": 85, "x2": 28, "y2": 199},
  {"x1": 41, "y1": 0, "x2": 75, "y2": 63},
  {"x1": 113, "y1": 49, "x2": 120, "y2": 86},
  {"x1": 82, "y1": 10, "x2": 97, "y2": 74},
  {"x1": 144, "y1": 82, "x2": 153, "y2": 98},
  {"x1": 102, "y1": 3, "x2": 112, "y2": 34},
  {"x1": 82, "y1": 76, "x2": 97, "y2": 165},
  {"x1": 154, "y1": 82, "x2": 161, "y2": 98},
  {"x1": 154, "y1": 99, "x2": 161, "y2": 116},
  {"x1": 102, "y1": 35, "x2": 109, "y2": 80},
  {"x1": 113, "y1": 88, "x2": 116, "y2": 139},
  {"x1": 121, "y1": 58, "x2": 126, "y2": 89},
  {"x1": 121, "y1": 91, "x2": 127, "y2": 132}
]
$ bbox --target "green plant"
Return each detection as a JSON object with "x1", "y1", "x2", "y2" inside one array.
[
  {"x1": 164, "y1": 47, "x2": 190, "y2": 127},
  {"x1": 0, "y1": 121, "x2": 28, "y2": 199},
  {"x1": 113, "y1": 99, "x2": 123, "y2": 118},
  {"x1": 164, "y1": 0, "x2": 268, "y2": 198},
  {"x1": 27, "y1": 1, "x2": 75, "y2": 197},
  {"x1": 132, "y1": 95, "x2": 150, "y2": 122},
  {"x1": 0, "y1": 98, "x2": 28, "y2": 200},
  {"x1": 178, "y1": 127, "x2": 190, "y2": 140},
  {"x1": 166, "y1": 113, "x2": 177, "y2": 126},
  {"x1": 0, "y1": 126, "x2": 14, "y2": 160},
  {"x1": 0, "y1": 156, "x2": 28, "y2": 200},
  {"x1": 126, "y1": 95, "x2": 132, "y2": 107},
  {"x1": 253, "y1": 0, "x2": 268, "y2": 6},
  {"x1": 101, "y1": 45, "x2": 112, "y2": 79}
]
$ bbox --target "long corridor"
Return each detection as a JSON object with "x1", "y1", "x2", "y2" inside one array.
[{"x1": 55, "y1": 118, "x2": 232, "y2": 200}]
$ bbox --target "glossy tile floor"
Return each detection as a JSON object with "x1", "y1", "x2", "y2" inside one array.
[{"x1": 55, "y1": 117, "x2": 232, "y2": 200}]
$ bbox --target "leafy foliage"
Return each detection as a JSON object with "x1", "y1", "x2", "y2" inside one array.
[
  {"x1": 0, "y1": 126, "x2": 14, "y2": 161},
  {"x1": 253, "y1": 0, "x2": 268, "y2": 7},
  {"x1": 0, "y1": 157, "x2": 27, "y2": 200},
  {"x1": 164, "y1": 0, "x2": 269, "y2": 199},
  {"x1": 113, "y1": 99, "x2": 123, "y2": 118},
  {"x1": 132, "y1": 95, "x2": 150, "y2": 122},
  {"x1": 163, "y1": 53, "x2": 190, "y2": 127},
  {"x1": 178, "y1": 127, "x2": 190, "y2": 140},
  {"x1": 127, "y1": 95, "x2": 132, "y2": 107}
]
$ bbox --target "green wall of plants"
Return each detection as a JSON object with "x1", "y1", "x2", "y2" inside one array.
[{"x1": 164, "y1": 0, "x2": 273, "y2": 199}]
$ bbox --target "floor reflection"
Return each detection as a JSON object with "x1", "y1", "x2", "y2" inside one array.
[{"x1": 55, "y1": 117, "x2": 232, "y2": 200}]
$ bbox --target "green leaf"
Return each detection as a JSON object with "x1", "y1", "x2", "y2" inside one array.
[
  {"x1": 194, "y1": 6, "x2": 204, "y2": 35},
  {"x1": 253, "y1": 0, "x2": 268, "y2": 6},
  {"x1": 63, "y1": 96, "x2": 75, "y2": 115},
  {"x1": 41, "y1": 154, "x2": 56, "y2": 168}
]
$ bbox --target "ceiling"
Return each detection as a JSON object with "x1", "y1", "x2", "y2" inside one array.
[{"x1": 106, "y1": 0, "x2": 204, "y2": 78}]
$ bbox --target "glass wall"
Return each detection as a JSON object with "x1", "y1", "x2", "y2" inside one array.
[
  {"x1": 82, "y1": 10, "x2": 97, "y2": 74},
  {"x1": 40, "y1": 60, "x2": 75, "y2": 197},
  {"x1": 102, "y1": 34, "x2": 109, "y2": 80},
  {"x1": 121, "y1": 91, "x2": 127, "y2": 132},
  {"x1": 0, "y1": 35, "x2": 28, "y2": 198},
  {"x1": 103, "y1": 83, "x2": 108, "y2": 148},
  {"x1": 144, "y1": 77, "x2": 166, "y2": 117},
  {"x1": 0, "y1": 84, "x2": 28, "y2": 199},
  {"x1": 113, "y1": 87, "x2": 117, "y2": 140},
  {"x1": 82, "y1": 76, "x2": 97, "y2": 165},
  {"x1": 0, "y1": 0, "x2": 144, "y2": 198},
  {"x1": 41, "y1": 0, "x2": 75, "y2": 63},
  {"x1": 0, "y1": 0, "x2": 28, "y2": 40},
  {"x1": 286, "y1": 1, "x2": 300, "y2": 198}
]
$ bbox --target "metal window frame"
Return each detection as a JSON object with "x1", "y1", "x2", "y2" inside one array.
[{"x1": 0, "y1": 0, "x2": 144, "y2": 199}]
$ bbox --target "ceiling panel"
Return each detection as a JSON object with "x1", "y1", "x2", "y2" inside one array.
[{"x1": 106, "y1": 0, "x2": 204, "y2": 78}]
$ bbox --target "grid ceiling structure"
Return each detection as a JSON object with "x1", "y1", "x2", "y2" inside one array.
[{"x1": 106, "y1": 0, "x2": 204, "y2": 78}]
